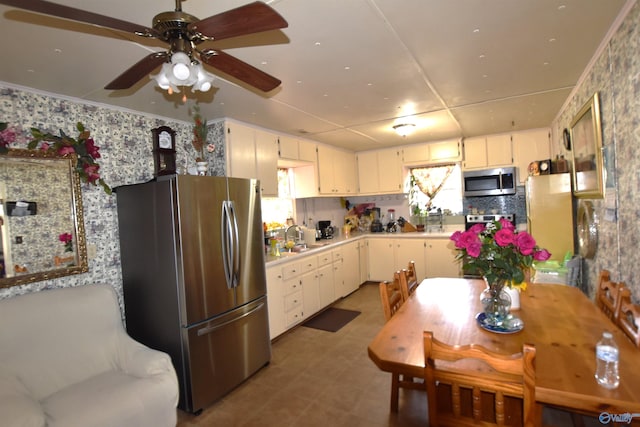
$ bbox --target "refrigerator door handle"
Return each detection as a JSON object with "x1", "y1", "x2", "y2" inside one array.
[
  {"x1": 221, "y1": 200, "x2": 241, "y2": 290},
  {"x1": 221, "y1": 201, "x2": 234, "y2": 290},
  {"x1": 196, "y1": 302, "x2": 265, "y2": 336}
]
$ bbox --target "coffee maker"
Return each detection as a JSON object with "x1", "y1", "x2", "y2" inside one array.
[{"x1": 317, "y1": 220, "x2": 334, "y2": 239}]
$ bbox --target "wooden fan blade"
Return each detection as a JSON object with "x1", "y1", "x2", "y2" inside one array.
[
  {"x1": 191, "y1": 1, "x2": 287, "y2": 41},
  {"x1": 0, "y1": 0, "x2": 152, "y2": 34},
  {"x1": 105, "y1": 52, "x2": 169, "y2": 90},
  {"x1": 201, "y1": 49, "x2": 281, "y2": 92}
]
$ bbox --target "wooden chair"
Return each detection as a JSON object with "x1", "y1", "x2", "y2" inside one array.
[
  {"x1": 378, "y1": 274, "x2": 424, "y2": 412},
  {"x1": 616, "y1": 293, "x2": 640, "y2": 348},
  {"x1": 423, "y1": 331, "x2": 537, "y2": 427},
  {"x1": 379, "y1": 274, "x2": 405, "y2": 321},
  {"x1": 596, "y1": 270, "x2": 630, "y2": 322},
  {"x1": 398, "y1": 261, "x2": 419, "y2": 301}
]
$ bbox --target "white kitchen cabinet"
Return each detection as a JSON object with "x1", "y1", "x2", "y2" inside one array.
[
  {"x1": 512, "y1": 128, "x2": 551, "y2": 184},
  {"x1": 255, "y1": 129, "x2": 278, "y2": 196},
  {"x1": 425, "y1": 238, "x2": 460, "y2": 278},
  {"x1": 226, "y1": 122, "x2": 257, "y2": 179},
  {"x1": 317, "y1": 145, "x2": 357, "y2": 195},
  {"x1": 301, "y1": 271, "x2": 320, "y2": 320},
  {"x1": 225, "y1": 121, "x2": 278, "y2": 196},
  {"x1": 402, "y1": 139, "x2": 461, "y2": 165},
  {"x1": 357, "y1": 148, "x2": 403, "y2": 194},
  {"x1": 337, "y1": 241, "x2": 360, "y2": 297},
  {"x1": 367, "y1": 239, "x2": 396, "y2": 282},
  {"x1": 266, "y1": 265, "x2": 286, "y2": 339},
  {"x1": 430, "y1": 139, "x2": 462, "y2": 162},
  {"x1": 298, "y1": 139, "x2": 317, "y2": 162},
  {"x1": 463, "y1": 133, "x2": 512, "y2": 170},
  {"x1": 358, "y1": 239, "x2": 369, "y2": 286},
  {"x1": 394, "y1": 238, "x2": 427, "y2": 281},
  {"x1": 317, "y1": 263, "x2": 334, "y2": 308},
  {"x1": 278, "y1": 135, "x2": 299, "y2": 160},
  {"x1": 278, "y1": 136, "x2": 317, "y2": 164}
]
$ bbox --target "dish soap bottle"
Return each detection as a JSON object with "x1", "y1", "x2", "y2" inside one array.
[{"x1": 595, "y1": 331, "x2": 619, "y2": 389}]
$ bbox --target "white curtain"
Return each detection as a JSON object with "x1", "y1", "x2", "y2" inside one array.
[{"x1": 410, "y1": 165, "x2": 455, "y2": 210}]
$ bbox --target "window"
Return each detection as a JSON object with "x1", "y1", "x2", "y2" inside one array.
[
  {"x1": 409, "y1": 164, "x2": 462, "y2": 215},
  {"x1": 261, "y1": 168, "x2": 295, "y2": 227}
]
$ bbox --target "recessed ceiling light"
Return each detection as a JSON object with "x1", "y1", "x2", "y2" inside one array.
[
  {"x1": 54, "y1": 48, "x2": 62, "y2": 54},
  {"x1": 367, "y1": 83, "x2": 373, "y2": 86},
  {"x1": 482, "y1": 74, "x2": 488, "y2": 78},
  {"x1": 261, "y1": 61, "x2": 267, "y2": 65},
  {"x1": 479, "y1": 54, "x2": 486, "y2": 59},
  {"x1": 296, "y1": 80, "x2": 302, "y2": 84},
  {"x1": 314, "y1": 42, "x2": 321, "y2": 46},
  {"x1": 344, "y1": 66, "x2": 350, "y2": 70},
  {"x1": 558, "y1": 5, "x2": 566, "y2": 11},
  {"x1": 543, "y1": 62, "x2": 550, "y2": 66},
  {"x1": 548, "y1": 38, "x2": 557, "y2": 43},
  {"x1": 473, "y1": 28, "x2": 480, "y2": 33}
]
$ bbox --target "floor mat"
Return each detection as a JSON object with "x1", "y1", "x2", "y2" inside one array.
[{"x1": 302, "y1": 307, "x2": 361, "y2": 332}]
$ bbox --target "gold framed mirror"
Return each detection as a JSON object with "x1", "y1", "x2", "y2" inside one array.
[
  {"x1": 570, "y1": 92, "x2": 605, "y2": 198},
  {"x1": 0, "y1": 149, "x2": 88, "y2": 287}
]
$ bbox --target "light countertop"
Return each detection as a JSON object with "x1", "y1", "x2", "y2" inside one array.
[{"x1": 264, "y1": 226, "x2": 462, "y2": 266}]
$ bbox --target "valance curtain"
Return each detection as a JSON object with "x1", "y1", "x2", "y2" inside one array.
[{"x1": 410, "y1": 165, "x2": 455, "y2": 209}]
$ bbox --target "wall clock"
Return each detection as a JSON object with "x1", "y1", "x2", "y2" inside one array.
[{"x1": 152, "y1": 126, "x2": 177, "y2": 177}]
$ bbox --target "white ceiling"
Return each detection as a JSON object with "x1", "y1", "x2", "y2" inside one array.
[{"x1": 0, "y1": 0, "x2": 631, "y2": 151}]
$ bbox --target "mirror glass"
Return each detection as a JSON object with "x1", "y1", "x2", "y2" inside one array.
[{"x1": 0, "y1": 149, "x2": 88, "y2": 287}]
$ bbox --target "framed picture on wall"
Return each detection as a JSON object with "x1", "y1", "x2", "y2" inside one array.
[{"x1": 569, "y1": 92, "x2": 605, "y2": 198}]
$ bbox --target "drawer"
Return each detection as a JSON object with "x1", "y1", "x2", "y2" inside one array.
[
  {"x1": 285, "y1": 308, "x2": 304, "y2": 328},
  {"x1": 281, "y1": 262, "x2": 301, "y2": 280},
  {"x1": 332, "y1": 249, "x2": 343, "y2": 262},
  {"x1": 284, "y1": 278, "x2": 302, "y2": 294},
  {"x1": 317, "y1": 252, "x2": 333, "y2": 267},
  {"x1": 299, "y1": 256, "x2": 318, "y2": 274},
  {"x1": 284, "y1": 290, "x2": 303, "y2": 311}
]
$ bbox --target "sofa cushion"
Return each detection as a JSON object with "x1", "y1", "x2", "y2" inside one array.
[
  {"x1": 42, "y1": 370, "x2": 177, "y2": 427},
  {"x1": 0, "y1": 285, "x2": 134, "y2": 400},
  {"x1": 0, "y1": 371, "x2": 46, "y2": 427}
]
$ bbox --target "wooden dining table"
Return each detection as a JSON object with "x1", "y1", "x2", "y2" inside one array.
[{"x1": 368, "y1": 278, "x2": 640, "y2": 420}]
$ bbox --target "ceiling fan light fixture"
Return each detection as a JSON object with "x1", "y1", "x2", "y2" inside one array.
[
  {"x1": 192, "y1": 64, "x2": 215, "y2": 92},
  {"x1": 393, "y1": 123, "x2": 415, "y2": 137}
]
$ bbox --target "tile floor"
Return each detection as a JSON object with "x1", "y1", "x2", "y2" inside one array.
[{"x1": 177, "y1": 283, "x2": 427, "y2": 426}]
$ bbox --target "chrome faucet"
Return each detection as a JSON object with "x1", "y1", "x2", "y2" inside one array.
[{"x1": 285, "y1": 224, "x2": 302, "y2": 243}]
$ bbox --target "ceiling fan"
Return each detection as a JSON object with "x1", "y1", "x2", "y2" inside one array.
[{"x1": 0, "y1": 0, "x2": 288, "y2": 92}]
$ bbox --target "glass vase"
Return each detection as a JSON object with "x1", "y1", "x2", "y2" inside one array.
[{"x1": 480, "y1": 278, "x2": 511, "y2": 327}]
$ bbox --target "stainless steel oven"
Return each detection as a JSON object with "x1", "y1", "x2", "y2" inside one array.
[{"x1": 462, "y1": 214, "x2": 515, "y2": 278}]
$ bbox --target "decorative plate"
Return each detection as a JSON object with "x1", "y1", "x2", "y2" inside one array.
[{"x1": 475, "y1": 313, "x2": 524, "y2": 334}]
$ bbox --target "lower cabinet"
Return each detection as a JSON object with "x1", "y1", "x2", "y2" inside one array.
[
  {"x1": 367, "y1": 236, "x2": 460, "y2": 282},
  {"x1": 425, "y1": 238, "x2": 460, "y2": 278}
]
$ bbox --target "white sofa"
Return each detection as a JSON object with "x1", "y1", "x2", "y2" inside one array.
[{"x1": 0, "y1": 284, "x2": 179, "y2": 427}]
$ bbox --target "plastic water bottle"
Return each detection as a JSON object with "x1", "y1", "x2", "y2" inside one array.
[{"x1": 595, "y1": 331, "x2": 619, "y2": 389}]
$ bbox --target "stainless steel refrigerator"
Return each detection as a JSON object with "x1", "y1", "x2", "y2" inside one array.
[{"x1": 115, "y1": 175, "x2": 271, "y2": 414}]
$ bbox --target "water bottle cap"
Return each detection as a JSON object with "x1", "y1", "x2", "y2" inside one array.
[{"x1": 603, "y1": 331, "x2": 613, "y2": 338}]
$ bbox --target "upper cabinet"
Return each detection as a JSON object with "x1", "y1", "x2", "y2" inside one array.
[
  {"x1": 357, "y1": 148, "x2": 403, "y2": 195},
  {"x1": 317, "y1": 145, "x2": 357, "y2": 195},
  {"x1": 402, "y1": 139, "x2": 461, "y2": 165},
  {"x1": 512, "y1": 128, "x2": 551, "y2": 184},
  {"x1": 463, "y1": 133, "x2": 512, "y2": 170},
  {"x1": 225, "y1": 121, "x2": 278, "y2": 196},
  {"x1": 277, "y1": 136, "x2": 317, "y2": 163}
]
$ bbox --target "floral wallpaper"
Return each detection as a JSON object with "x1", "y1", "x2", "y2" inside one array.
[
  {"x1": 550, "y1": 2, "x2": 640, "y2": 301},
  {"x1": 0, "y1": 88, "x2": 227, "y2": 311}
]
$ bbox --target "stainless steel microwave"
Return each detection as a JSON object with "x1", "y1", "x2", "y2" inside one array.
[{"x1": 463, "y1": 167, "x2": 517, "y2": 197}]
